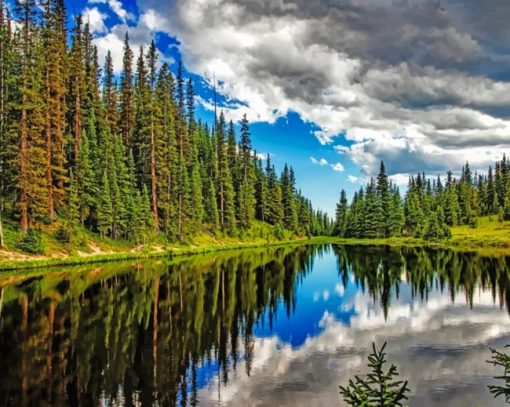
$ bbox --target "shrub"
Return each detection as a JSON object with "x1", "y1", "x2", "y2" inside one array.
[
  {"x1": 274, "y1": 225, "x2": 285, "y2": 241},
  {"x1": 55, "y1": 226, "x2": 71, "y2": 243},
  {"x1": 340, "y1": 342, "x2": 410, "y2": 407},
  {"x1": 469, "y1": 215, "x2": 478, "y2": 229},
  {"x1": 488, "y1": 345, "x2": 510, "y2": 403},
  {"x1": 17, "y1": 228, "x2": 45, "y2": 254}
]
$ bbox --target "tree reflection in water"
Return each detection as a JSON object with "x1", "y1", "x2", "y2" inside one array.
[{"x1": 0, "y1": 244, "x2": 509, "y2": 406}]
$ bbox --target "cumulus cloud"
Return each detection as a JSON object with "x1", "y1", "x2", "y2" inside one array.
[
  {"x1": 82, "y1": 7, "x2": 108, "y2": 34},
  {"x1": 133, "y1": 0, "x2": 510, "y2": 177},
  {"x1": 89, "y1": 8, "x2": 173, "y2": 74}
]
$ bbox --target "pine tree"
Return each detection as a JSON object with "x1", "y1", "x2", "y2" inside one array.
[
  {"x1": 76, "y1": 129, "x2": 95, "y2": 225},
  {"x1": 335, "y1": 190, "x2": 348, "y2": 237},
  {"x1": 67, "y1": 169, "x2": 80, "y2": 228},
  {"x1": 504, "y1": 197, "x2": 510, "y2": 221},
  {"x1": 16, "y1": 0, "x2": 48, "y2": 230},
  {"x1": 96, "y1": 171, "x2": 112, "y2": 238},
  {"x1": 0, "y1": 0, "x2": 14, "y2": 246},
  {"x1": 215, "y1": 112, "x2": 236, "y2": 233},
  {"x1": 255, "y1": 157, "x2": 268, "y2": 223},
  {"x1": 387, "y1": 187, "x2": 404, "y2": 236},
  {"x1": 146, "y1": 41, "x2": 159, "y2": 230},
  {"x1": 103, "y1": 50, "x2": 117, "y2": 132},
  {"x1": 120, "y1": 32, "x2": 134, "y2": 147},
  {"x1": 68, "y1": 15, "x2": 86, "y2": 197},
  {"x1": 376, "y1": 161, "x2": 390, "y2": 236},
  {"x1": 487, "y1": 166, "x2": 497, "y2": 214},
  {"x1": 238, "y1": 115, "x2": 256, "y2": 229},
  {"x1": 43, "y1": 0, "x2": 67, "y2": 218}
]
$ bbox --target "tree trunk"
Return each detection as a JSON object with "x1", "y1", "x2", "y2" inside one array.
[
  {"x1": 0, "y1": 6, "x2": 4, "y2": 246},
  {"x1": 20, "y1": 93, "x2": 29, "y2": 231},
  {"x1": 0, "y1": 197, "x2": 4, "y2": 248},
  {"x1": 150, "y1": 116, "x2": 159, "y2": 230},
  {"x1": 73, "y1": 91, "x2": 81, "y2": 164},
  {"x1": 20, "y1": 12, "x2": 29, "y2": 232}
]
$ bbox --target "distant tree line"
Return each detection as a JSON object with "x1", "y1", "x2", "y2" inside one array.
[
  {"x1": 0, "y1": 0, "x2": 330, "y2": 247},
  {"x1": 334, "y1": 156, "x2": 510, "y2": 240}
]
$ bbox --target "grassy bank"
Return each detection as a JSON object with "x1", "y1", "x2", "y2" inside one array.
[
  {"x1": 2, "y1": 216, "x2": 509, "y2": 271},
  {"x1": 312, "y1": 216, "x2": 510, "y2": 255},
  {"x1": 0, "y1": 219, "x2": 314, "y2": 271},
  {"x1": 0, "y1": 239, "x2": 315, "y2": 271}
]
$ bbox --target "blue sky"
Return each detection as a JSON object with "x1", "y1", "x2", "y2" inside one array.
[{"x1": 34, "y1": 0, "x2": 510, "y2": 215}]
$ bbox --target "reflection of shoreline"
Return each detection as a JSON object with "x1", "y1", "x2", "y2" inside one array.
[{"x1": 200, "y1": 285, "x2": 510, "y2": 407}]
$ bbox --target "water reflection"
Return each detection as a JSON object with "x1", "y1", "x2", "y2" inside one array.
[{"x1": 0, "y1": 245, "x2": 509, "y2": 406}]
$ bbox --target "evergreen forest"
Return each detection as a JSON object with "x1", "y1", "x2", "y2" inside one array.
[
  {"x1": 334, "y1": 156, "x2": 510, "y2": 240},
  {"x1": 0, "y1": 0, "x2": 330, "y2": 251}
]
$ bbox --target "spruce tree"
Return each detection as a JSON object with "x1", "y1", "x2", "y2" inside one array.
[
  {"x1": 334, "y1": 189, "x2": 348, "y2": 237},
  {"x1": 120, "y1": 32, "x2": 134, "y2": 147},
  {"x1": 96, "y1": 171, "x2": 113, "y2": 238}
]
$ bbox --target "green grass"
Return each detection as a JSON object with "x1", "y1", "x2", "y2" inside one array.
[
  {"x1": 450, "y1": 216, "x2": 510, "y2": 249},
  {"x1": 0, "y1": 219, "x2": 312, "y2": 271},
  {"x1": 3, "y1": 217, "x2": 509, "y2": 271},
  {"x1": 309, "y1": 217, "x2": 510, "y2": 255}
]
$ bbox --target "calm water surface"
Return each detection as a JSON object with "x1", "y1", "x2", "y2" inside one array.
[{"x1": 0, "y1": 245, "x2": 509, "y2": 406}]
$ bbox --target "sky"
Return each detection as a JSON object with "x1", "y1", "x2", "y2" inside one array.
[{"x1": 49, "y1": 0, "x2": 510, "y2": 215}]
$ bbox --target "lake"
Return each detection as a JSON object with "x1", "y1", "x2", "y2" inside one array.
[{"x1": 0, "y1": 245, "x2": 509, "y2": 406}]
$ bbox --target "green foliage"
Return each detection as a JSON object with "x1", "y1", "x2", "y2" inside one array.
[
  {"x1": 339, "y1": 343, "x2": 410, "y2": 407},
  {"x1": 504, "y1": 198, "x2": 510, "y2": 221},
  {"x1": 17, "y1": 228, "x2": 45, "y2": 254},
  {"x1": 487, "y1": 346, "x2": 510, "y2": 403},
  {"x1": 334, "y1": 157, "x2": 510, "y2": 241},
  {"x1": 55, "y1": 226, "x2": 71, "y2": 244},
  {"x1": 0, "y1": 1, "x2": 325, "y2": 248}
]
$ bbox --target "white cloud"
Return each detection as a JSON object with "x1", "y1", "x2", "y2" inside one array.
[
  {"x1": 90, "y1": 0, "x2": 134, "y2": 22},
  {"x1": 389, "y1": 173, "x2": 411, "y2": 186},
  {"x1": 135, "y1": 0, "x2": 510, "y2": 177},
  {"x1": 310, "y1": 156, "x2": 328, "y2": 166},
  {"x1": 82, "y1": 7, "x2": 107, "y2": 34},
  {"x1": 90, "y1": 9, "x2": 173, "y2": 75},
  {"x1": 347, "y1": 175, "x2": 362, "y2": 184},
  {"x1": 330, "y1": 162, "x2": 344, "y2": 172},
  {"x1": 256, "y1": 152, "x2": 270, "y2": 160}
]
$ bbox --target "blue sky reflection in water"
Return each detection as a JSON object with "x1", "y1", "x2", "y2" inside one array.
[
  {"x1": 1, "y1": 245, "x2": 510, "y2": 406},
  {"x1": 194, "y1": 246, "x2": 510, "y2": 407}
]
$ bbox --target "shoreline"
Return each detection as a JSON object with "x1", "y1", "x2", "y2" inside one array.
[
  {"x1": 2, "y1": 230, "x2": 510, "y2": 271},
  {"x1": 0, "y1": 238, "x2": 314, "y2": 271}
]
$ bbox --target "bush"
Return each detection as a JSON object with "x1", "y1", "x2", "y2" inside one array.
[
  {"x1": 17, "y1": 228, "x2": 45, "y2": 254},
  {"x1": 469, "y1": 215, "x2": 478, "y2": 229},
  {"x1": 274, "y1": 225, "x2": 285, "y2": 240},
  {"x1": 340, "y1": 342, "x2": 410, "y2": 407},
  {"x1": 488, "y1": 345, "x2": 510, "y2": 403},
  {"x1": 55, "y1": 226, "x2": 71, "y2": 243}
]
